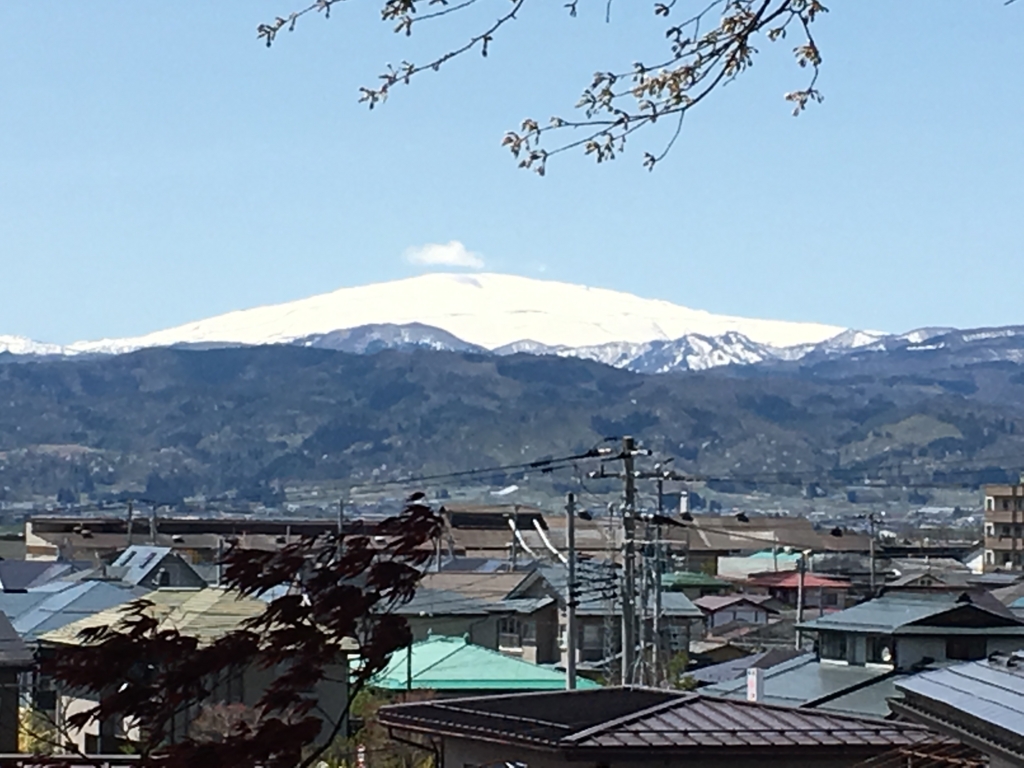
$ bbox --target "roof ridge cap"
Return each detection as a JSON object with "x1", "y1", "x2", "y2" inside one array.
[{"x1": 561, "y1": 690, "x2": 694, "y2": 744}]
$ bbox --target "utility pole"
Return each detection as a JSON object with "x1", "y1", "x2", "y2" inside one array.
[
  {"x1": 868, "y1": 514, "x2": 877, "y2": 595},
  {"x1": 653, "y1": 483, "x2": 664, "y2": 686},
  {"x1": 565, "y1": 493, "x2": 578, "y2": 691},
  {"x1": 621, "y1": 436, "x2": 637, "y2": 687},
  {"x1": 510, "y1": 504, "x2": 520, "y2": 571},
  {"x1": 795, "y1": 553, "x2": 806, "y2": 650},
  {"x1": 126, "y1": 500, "x2": 134, "y2": 547}
]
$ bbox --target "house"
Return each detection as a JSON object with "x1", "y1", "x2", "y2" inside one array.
[
  {"x1": 743, "y1": 570, "x2": 852, "y2": 613},
  {"x1": 523, "y1": 561, "x2": 703, "y2": 667},
  {"x1": 398, "y1": 571, "x2": 561, "y2": 664},
  {"x1": 0, "y1": 612, "x2": 33, "y2": 752},
  {"x1": 0, "y1": 579, "x2": 148, "y2": 644},
  {"x1": 378, "y1": 687, "x2": 944, "y2": 768},
  {"x1": 106, "y1": 545, "x2": 208, "y2": 589},
  {"x1": 694, "y1": 594, "x2": 779, "y2": 631},
  {"x1": 371, "y1": 635, "x2": 600, "y2": 694},
  {"x1": 798, "y1": 589, "x2": 1024, "y2": 669},
  {"x1": 890, "y1": 649, "x2": 1024, "y2": 767},
  {"x1": 704, "y1": 589, "x2": 1024, "y2": 718},
  {"x1": 660, "y1": 570, "x2": 732, "y2": 600},
  {"x1": 39, "y1": 587, "x2": 351, "y2": 754}
]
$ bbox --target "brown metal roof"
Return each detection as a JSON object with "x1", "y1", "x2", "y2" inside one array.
[{"x1": 379, "y1": 688, "x2": 942, "y2": 755}]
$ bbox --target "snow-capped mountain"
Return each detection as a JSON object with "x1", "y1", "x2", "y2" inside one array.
[
  {"x1": 490, "y1": 332, "x2": 779, "y2": 372},
  {"x1": 0, "y1": 335, "x2": 64, "y2": 356},
  {"x1": 61, "y1": 273, "x2": 846, "y2": 354},
  {"x1": 296, "y1": 323, "x2": 485, "y2": 354}
]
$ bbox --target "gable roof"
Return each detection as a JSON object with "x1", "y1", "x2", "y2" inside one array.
[
  {"x1": 892, "y1": 651, "x2": 1024, "y2": 764},
  {"x1": 109, "y1": 545, "x2": 175, "y2": 585},
  {"x1": 379, "y1": 687, "x2": 940, "y2": 754},
  {"x1": 694, "y1": 595, "x2": 779, "y2": 614},
  {"x1": 39, "y1": 587, "x2": 270, "y2": 648},
  {"x1": 4, "y1": 580, "x2": 147, "y2": 642},
  {"x1": 798, "y1": 590, "x2": 1024, "y2": 635},
  {"x1": 372, "y1": 635, "x2": 600, "y2": 691},
  {"x1": 0, "y1": 560, "x2": 83, "y2": 592},
  {"x1": 745, "y1": 572, "x2": 852, "y2": 590}
]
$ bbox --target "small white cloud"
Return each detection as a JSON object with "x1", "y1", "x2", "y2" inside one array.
[{"x1": 404, "y1": 240, "x2": 484, "y2": 269}]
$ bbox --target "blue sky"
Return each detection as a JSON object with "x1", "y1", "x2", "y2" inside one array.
[{"x1": 2, "y1": 1, "x2": 1021, "y2": 344}]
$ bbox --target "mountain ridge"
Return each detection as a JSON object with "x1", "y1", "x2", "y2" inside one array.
[{"x1": 3, "y1": 273, "x2": 848, "y2": 355}]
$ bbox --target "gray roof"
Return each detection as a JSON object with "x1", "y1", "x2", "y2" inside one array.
[
  {"x1": 661, "y1": 592, "x2": 703, "y2": 619},
  {"x1": 798, "y1": 590, "x2": 1023, "y2": 635},
  {"x1": 5, "y1": 580, "x2": 145, "y2": 642},
  {"x1": 894, "y1": 651, "x2": 1024, "y2": 748},
  {"x1": 702, "y1": 654, "x2": 908, "y2": 717},
  {"x1": 396, "y1": 587, "x2": 498, "y2": 616},
  {"x1": 0, "y1": 560, "x2": 83, "y2": 592},
  {"x1": 0, "y1": 612, "x2": 33, "y2": 668},
  {"x1": 110, "y1": 545, "x2": 174, "y2": 585},
  {"x1": 379, "y1": 688, "x2": 941, "y2": 754},
  {"x1": 691, "y1": 649, "x2": 810, "y2": 685}
]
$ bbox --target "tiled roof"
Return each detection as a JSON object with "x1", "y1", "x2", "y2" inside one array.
[
  {"x1": 745, "y1": 572, "x2": 852, "y2": 589},
  {"x1": 371, "y1": 635, "x2": 600, "y2": 691},
  {"x1": 379, "y1": 688, "x2": 940, "y2": 754}
]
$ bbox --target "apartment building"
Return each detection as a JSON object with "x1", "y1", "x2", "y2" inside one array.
[{"x1": 983, "y1": 482, "x2": 1024, "y2": 572}]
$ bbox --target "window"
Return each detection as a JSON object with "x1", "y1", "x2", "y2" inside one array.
[
  {"x1": 498, "y1": 617, "x2": 534, "y2": 648},
  {"x1": 821, "y1": 592, "x2": 839, "y2": 607},
  {"x1": 987, "y1": 550, "x2": 995, "y2": 564},
  {"x1": 582, "y1": 624, "x2": 602, "y2": 650},
  {"x1": 866, "y1": 636, "x2": 893, "y2": 665},
  {"x1": 987, "y1": 497, "x2": 994, "y2": 511},
  {"x1": 986, "y1": 523, "x2": 995, "y2": 537},
  {"x1": 946, "y1": 636, "x2": 986, "y2": 661},
  {"x1": 1004, "y1": 499, "x2": 1011, "y2": 511},
  {"x1": 498, "y1": 616, "x2": 522, "y2": 648},
  {"x1": 1003, "y1": 526, "x2": 1011, "y2": 538},
  {"x1": 820, "y1": 632, "x2": 847, "y2": 662}
]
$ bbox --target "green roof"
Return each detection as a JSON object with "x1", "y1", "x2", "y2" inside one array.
[
  {"x1": 371, "y1": 636, "x2": 601, "y2": 691},
  {"x1": 661, "y1": 571, "x2": 730, "y2": 588}
]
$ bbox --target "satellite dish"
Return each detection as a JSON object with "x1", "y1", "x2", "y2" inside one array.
[{"x1": 881, "y1": 647, "x2": 892, "y2": 663}]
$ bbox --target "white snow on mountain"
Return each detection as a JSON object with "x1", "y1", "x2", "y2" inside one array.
[
  {"x1": 64, "y1": 273, "x2": 846, "y2": 354},
  {"x1": 0, "y1": 335, "x2": 64, "y2": 356}
]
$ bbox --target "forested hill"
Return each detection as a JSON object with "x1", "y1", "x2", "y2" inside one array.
[{"x1": 1, "y1": 345, "x2": 1023, "y2": 503}]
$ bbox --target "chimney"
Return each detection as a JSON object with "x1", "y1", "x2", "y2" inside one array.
[{"x1": 746, "y1": 667, "x2": 765, "y2": 703}]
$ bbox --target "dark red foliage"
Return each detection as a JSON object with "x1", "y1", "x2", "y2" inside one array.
[{"x1": 43, "y1": 496, "x2": 441, "y2": 768}]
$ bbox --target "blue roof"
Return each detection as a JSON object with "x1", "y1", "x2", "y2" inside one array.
[
  {"x1": 799, "y1": 591, "x2": 1022, "y2": 635},
  {"x1": 7, "y1": 581, "x2": 144, "y2": 641},
  {"x1": 896, "y1": 652, "x2": 1024, "y2": 739},
  {"x1": 111, "y1": 545, "x2": 174, "y2": 586}
]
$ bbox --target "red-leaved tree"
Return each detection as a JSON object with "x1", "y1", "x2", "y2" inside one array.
[{"x1": 44, "y1": 493, "x2": 442, "y2": 768}]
